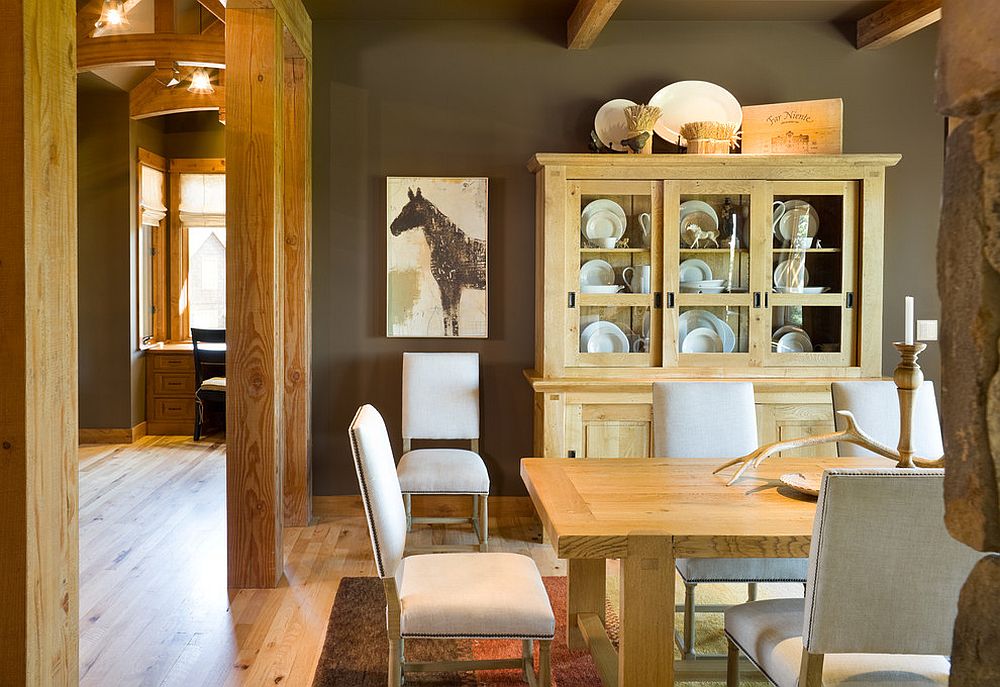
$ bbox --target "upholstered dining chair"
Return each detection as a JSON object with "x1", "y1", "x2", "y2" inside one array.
[
  {"x1": 725, "y1": 469, "x2": 981, "y2": 687},
  {"x1": 349, "y1": 404, "x2": 554, "y2": 687},
  {"x1": 398, "y1": 352, "x2": 490, "y2": 550},
  {"x1": 831, "y1": 380, "x2": 944, "y2": 459},
  {"x1": 191, "y1": 328, "x2": 226, "y2": 441},
  {"x1": 652, "y1": 381, "x2": 809, "y2": 659}
]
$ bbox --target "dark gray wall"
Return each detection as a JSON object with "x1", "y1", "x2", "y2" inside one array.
[
  {"x1": 312, "y1": 19, "x2": 943, "y2": 496},
  {"x1": 78, "y1": 81, "x2": 137, "y2": 429}
]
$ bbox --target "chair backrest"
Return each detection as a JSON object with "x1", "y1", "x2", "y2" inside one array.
[
  {"x1": 402, "y1": 352, "x2": 480, "y2": 441},
  {"x1": 191, "y1": 328, "x2": 226, "y2": 387},
  {"x1": 831, "y1": 380, "x2": 943, "y2": 459},
  {"x1": 652, "y1": 381, "x2": 758, "y2": 458},
  {"x1": 348, "y1": 405, "x2": 407, "y2": 580},
  {"x1": 804, "y1": 469, "x2": 981, "y2": 656}
]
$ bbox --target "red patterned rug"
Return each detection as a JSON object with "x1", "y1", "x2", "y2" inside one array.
[{"x1": 311, "y1": 576, "x2": 604, "y2": 686}]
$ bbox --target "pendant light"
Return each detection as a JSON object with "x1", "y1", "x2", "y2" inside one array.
[
  {"x1": 188, "y1": 69, "x2": 215, "y2": 95},
  {"x1": 95, "y1": 0, "x2": 131, "y2": 31}
]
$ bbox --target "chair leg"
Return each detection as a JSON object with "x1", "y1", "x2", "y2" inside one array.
[
  {"x1": 194, "y1": 399, "x2": 203, "y2": 441},
  {"x1": 727, "y1": 638, "x2": 741, "y2": 686},
  {"x1": 388, "y1": 637, "x2": 403, "y2": 687},
  {"x1": 682, "y1": 582, "x2": 697, "y2": 659},
  {"x1": 404, "y1": 494, "x2": 412, "y2": 532},
  {"x1": 537, "y1": 640, "x2": 551, "y2": 687},
  {"x1": 478, "y1": 494, "x2": 489, "y2": 552},
  {"x1": 521, "y1": 639, "x2": 533, "y2": 682},
  {"x1": 747, "y1": 582, "x2": 758, "y2": 602}
]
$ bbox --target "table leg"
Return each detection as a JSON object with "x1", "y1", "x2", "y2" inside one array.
[
  {"x1": 618, "y1": 536, "x2": 674, "y2": 686},
  {"x1": 566, "y1": 558, "x2": 606, "y2": 651}
]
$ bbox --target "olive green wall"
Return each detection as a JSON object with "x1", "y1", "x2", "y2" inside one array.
[{"x1": 312, "y1": 19, "x2": 943, "y2": 496}]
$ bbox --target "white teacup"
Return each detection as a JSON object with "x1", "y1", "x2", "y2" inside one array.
[{"x1": 593, "y1": 237, "x2": 617, "y2": 249}]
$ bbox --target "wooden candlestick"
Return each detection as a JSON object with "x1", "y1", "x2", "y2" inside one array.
[{"x1": 892, "y1": 341, "x2": 927, "y2": 469}]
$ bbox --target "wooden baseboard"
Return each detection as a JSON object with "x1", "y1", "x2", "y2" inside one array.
[
  {"x1": 79, "y1": 421, "x2": 147, "y2": 445},
  {"x1": 313, "y1": 495, "x2": 537, "y2": 520}
]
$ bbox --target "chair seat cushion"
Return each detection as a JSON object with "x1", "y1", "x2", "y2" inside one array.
[
  {"x1": 199, "y1": 376, "x2": 227, "y2": 392},
  {"x1": 396, "y1": 552, "x2": 555, "y2": 639},
  {"x1": 677, "y1": 557, "x2": 808, "y2": 583},
  {"x1": 396, "y1": 449, "x2": 489, "y2": 494},
  {"x1": 725, "y1": 598, "x2": 950, "y2": 687}
]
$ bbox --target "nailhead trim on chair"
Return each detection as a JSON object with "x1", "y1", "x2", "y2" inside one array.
[
  {"x1": 402, "y1": 632, "x2": 555, "y2": 640},
  {"x1": 725, "y1": 630, "x2": 779, "y2": 687},
  {"x1": 349, "y1": 413, "x2": 388, "y2": 579}
]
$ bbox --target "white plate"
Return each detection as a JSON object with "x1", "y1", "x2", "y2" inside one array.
[
  {"x1": 779, "y1": 472, "x2": 820, "y2": 497},
  {"x1": 648, "y1": 81, "x2": 742, "y2": 144},
  {"x1": 773, "y1": 260, "x2": 810, "y2": 289},
  {"x1": 680, "y1": 284, "x2": 726, "y2": 294},
  {"x1": 594, "y1": 98, "x2": 637, "y2": 152},
  {"x1": 581, "y1": 321, "x2": 630, "y2": 354},
  {"x1": 679, "y1": 259, "x2": 713, "y2": 283},
  {"x1": 679, "y1": 200, "x2": 719, "y2": 230},
  {"x1": 678, "y1": 310, "x2": 736, "y2": 353},
  {"x1": 579, "y1": 259, "x2": 615, "y2": 287},
  {"x1": 775, "y1": 286, "x2": 829, "y2": 294},
  {"x1": 776, "y1": 201, "x2": 819, "y2": 242},
  {"x1": 581, "y1": 284, "x2": 623, "y2": 294},
  {"x1": 776, "y1": 331, "x2": 814, "y2": 353},
  {"x1": 581, "y1": 199, "x2": 627, "y2": 244},
  {"x1": 772, "y1": 325, "x2": 808, "y2": 342},
  {"x1": 681, "y1": 326, "x2": 723, "y2": 353}
]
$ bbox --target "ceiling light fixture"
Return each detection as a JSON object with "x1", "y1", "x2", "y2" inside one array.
[
  {"x1": 95, "y1": 0, "x2": 131, "y2": 31},
  {"x1": 188, "y1": 69, "x2": 215, "y2": 95}
]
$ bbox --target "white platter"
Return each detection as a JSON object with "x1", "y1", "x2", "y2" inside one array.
[
  {"x1": 681, "y1": 326, "x2": 723, "y2": 353},
  {"x1": 594, "y1": 98, "x2": 637, "y2": 153},
  {"x1": 649, "y1": 81, "x2": 742, "y2": 144},
  {"x1": 579, "y1": 259, "x2": 616, "y2": 287},
  {"x1": 776, "y1": 331, "x2": 814, "y2": 353},
  {"x1": 678, "y1": 310, "x2": 736, "y2": 353},
  {"x1": 772, "y1": 325, "x2": 808, "y2": 341},
  {"x1": 777, "y1": 201, "x2": 820, "y2": 242},
  {"x1": 679, "y1": 200, "x2": 719, "y2": 229},
  {"x1": 581, "y1": 321, "x2": 630, "y2": 354},
  {"x1": 581, "y1": 284, "x2": 623, "y2": 294},
  {"x1": 779, "y1": 472, "x2": 820, "y2": 497},
  {"x1": 679, "y1": 259, "x2": 713, "y2": 283},
  {"x1": 773, "y1": 260, "x2": 810, "y2": 289}
]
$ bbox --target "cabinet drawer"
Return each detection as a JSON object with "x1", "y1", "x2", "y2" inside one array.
[
  {"x1": 152, "y1": 353, "x2": 194, "y2": 371},
  {"x1": 154, "y1": 373, "x2": 195, "y2": 395},
  {"x1": 153, "y1": 398, "x2": 195, "y2": 420}
]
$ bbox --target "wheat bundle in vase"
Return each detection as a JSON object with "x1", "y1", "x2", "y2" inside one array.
[
  {"x1": 680, "y1": 120, "x2": 740, "y2": 154},
  {"x1": 623, "y1": 104, "x2": 661, "y2": 154}
]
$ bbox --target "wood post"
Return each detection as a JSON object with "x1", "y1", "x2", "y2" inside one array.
[
  {"x1": 0, "y1": 0, "x2": 79, "y2": 683},
  {"x1": 282, "y1": 53, "x2": 313, "y2": 527},
  {"x1": 225, "y1": 6, "x2": 286, "y2": 588}
]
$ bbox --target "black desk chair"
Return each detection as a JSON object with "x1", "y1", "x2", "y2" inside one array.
[{"x1": 191, "y1": 328, "x2": 226, "y2": 440}]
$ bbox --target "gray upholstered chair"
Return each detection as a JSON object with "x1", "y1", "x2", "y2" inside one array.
[
  {"x1": 398, "y1": 352, "x2": 490, "y2": 550},
  {"x1": 831, "y1": 380, "x2": 944, "y2": 459},
  {"x1": 725, "y1": 469, "x2": 980, "y2": 687},
  {"x1": 349, "y1": 405, "x2": 553, "y2": 687},
  {"x1": 652, "y1": 381, "x2": 809, "y2": 658}
]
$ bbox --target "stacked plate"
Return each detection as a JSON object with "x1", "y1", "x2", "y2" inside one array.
[
  {"x1": 579, "y1": 259, "x2": 621, "y2": 294},
  {"x1": 772, "y1": 325, "x2": 814, "y2": 353},
  {"x1": 679, "y1": 310, "x2": 736, "y2": 353},
  {"x1": 581, "y1": 320, "x2": 630, "y2": 353},
  {"x1": 679, "y1": 259, "x2": 727, "y2": 293},
  {"x1": 581, "y1": 199, "x2": 626, "y2": 249}
]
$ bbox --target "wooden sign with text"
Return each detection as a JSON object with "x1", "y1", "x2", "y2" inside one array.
[{"x1": 741, "y1": 98, "x2": 843, "y2": 154}]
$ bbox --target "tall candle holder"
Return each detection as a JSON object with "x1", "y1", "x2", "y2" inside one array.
[{"x1": 892, "y1": 341, "x2": 927, "y2": 469}]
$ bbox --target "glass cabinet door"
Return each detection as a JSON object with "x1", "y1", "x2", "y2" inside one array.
[
  {"x1": 663, "y1": 181, "x2": 759, "y2": 367},
  {"x1": 566, "y1": 181, "x2": 662, "y2": 368},
  {"x1": 762, "y1": 181, "x2": 858, "y2": 367}
]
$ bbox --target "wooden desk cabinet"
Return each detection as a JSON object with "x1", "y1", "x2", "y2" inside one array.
[
  {"x1": 146, "y1": 345, "x2": 195, "y2": 435},
  {"x1": 527, "y1": 153, "x2": 900, "y2": 458}
]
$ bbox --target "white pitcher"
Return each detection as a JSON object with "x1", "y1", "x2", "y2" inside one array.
[
  {"x1": 622, "y1": 265, "x2": 651, "y2": 294},
  {"x1": 638, "y1": 213, "x2": 652, "y2": 248}
]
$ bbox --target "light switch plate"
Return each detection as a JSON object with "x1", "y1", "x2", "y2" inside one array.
[{"x1": 917, "y1": 319, "x2": 938, "y2": 341}]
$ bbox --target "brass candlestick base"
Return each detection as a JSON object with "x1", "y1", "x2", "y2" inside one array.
[{"x1": 893, "y1": 341, "x2": 928, "y2": 468}]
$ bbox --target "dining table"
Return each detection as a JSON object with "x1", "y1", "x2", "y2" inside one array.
[{"x1": 520, "y1": 454, "x2": 887, "y2": 687}]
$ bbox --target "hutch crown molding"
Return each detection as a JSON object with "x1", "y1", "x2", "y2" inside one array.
[{"x1": 526, "y1": 153, "x2": 901, "y2": 459}]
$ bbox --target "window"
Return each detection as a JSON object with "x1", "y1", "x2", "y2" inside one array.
[
  {"x1": 177, "y1": 172, "x2": 227, "y2": 331},
  {"x1": 137, "y1": 151, "x2": 167, "y2": 347}
]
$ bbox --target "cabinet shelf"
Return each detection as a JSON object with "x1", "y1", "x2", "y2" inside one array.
[
  {"x1": 580, "y1": 248, "x2": 650, "y2": 254},
  {"x1": 679, "y1": 248, "x2": 749, "y2": 254},
  {"x1": 772, "y1": 248, "x2": 842, "y2": 253},
  {"x1": 578, "y1": 294, "x2": 651, "y2": 307}
]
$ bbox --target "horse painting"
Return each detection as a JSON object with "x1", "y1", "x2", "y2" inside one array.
[{"x1": 389, "y1": 184, "x2": 487, "y2": 337}]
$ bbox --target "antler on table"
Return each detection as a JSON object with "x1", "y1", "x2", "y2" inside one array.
[{"x1": 714, "y1": 410, "x2": 943, "y2": 486}]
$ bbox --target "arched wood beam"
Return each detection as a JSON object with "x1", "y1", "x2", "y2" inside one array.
[
  {"x1": 77, "y1": 33, "x2": 225, "y2": 71},
  {"x1": 129, "y1": 69, "x2": 225, "y2": 119},
  {"x1": 229, "y1": 0, "x2": 311, "y2": 62}
]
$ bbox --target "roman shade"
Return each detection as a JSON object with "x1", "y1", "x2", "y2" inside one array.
[
  {"x1": 178, "y1": 172, "x2": 226, "y2": 227},
  {"x1": 139, "y1": 165, "x2": 166, "y2": 226}
]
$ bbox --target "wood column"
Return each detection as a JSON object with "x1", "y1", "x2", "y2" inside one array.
[
  {"x1": 0, "y1": 0, "x2": 79, "y2": 684},
  {"x1": 225, "y1": 6, "x2": 286, "y2": 588},
  {"x1": 282, "y1": 54, "x2": 312, "y2": 526}
]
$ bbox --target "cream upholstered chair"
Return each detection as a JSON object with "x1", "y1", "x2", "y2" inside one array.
[
  {"x1": 398, "y1": 352, "x2": 490, "y2": 550},
  {"x1": 349, "y1": 405, "x2": 554, "y2": 687},
  {"x1": 725, "y1": 469, "x2": 981, "y2": 687},
  {"x1": 652, "y1": 382, "x2": 809, "y2": 659},
  {"x1": 831, "y1": 380, "x2": 944, "y2": 459}
]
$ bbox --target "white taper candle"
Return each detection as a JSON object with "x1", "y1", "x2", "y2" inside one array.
[{"x1": 904, "y1": 296, "x2": 914, "y2": 344}]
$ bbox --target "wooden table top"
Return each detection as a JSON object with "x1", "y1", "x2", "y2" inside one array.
[{"x1": 520, "y1": 456, "x2": 887, "y2": 560}]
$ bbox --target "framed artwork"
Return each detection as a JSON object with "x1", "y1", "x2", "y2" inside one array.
[{"x1": 386, "y1": 177, "x2": 488, "y2": 338}]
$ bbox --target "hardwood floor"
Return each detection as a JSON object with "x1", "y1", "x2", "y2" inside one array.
[{"x1": 79, "y1": 435, "x2": 560, "y2": 686}]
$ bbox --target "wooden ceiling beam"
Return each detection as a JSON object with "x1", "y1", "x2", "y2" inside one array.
[
  {"x1": 228, "y1": 0, "x2": 312, "y2": 62},
  {"x1": 129, "y1": 63, "x2": 226, "y2": 119},
  {"x1": 155, "y1": 0, "x2": 175, "y2": 33},
  {"x1": 78, "y1": 0, "x2": 143, "y2": 40},
  {"x1": 77, "y1": 32, "x2": 225, "y2": 71},
  {"x1": 197, "y1": 0, "x2": 226, "y2": 23},
  {"x1": 856, "y1": 0, "x2": 941, "y2": 50},
  {"x1": 567, "y1": 0, "x2": 623, "y2": 50}
]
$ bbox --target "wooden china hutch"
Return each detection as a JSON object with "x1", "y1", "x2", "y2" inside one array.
[{"x1": 526, "y1": 153, "x2": 900, "y2": 459}]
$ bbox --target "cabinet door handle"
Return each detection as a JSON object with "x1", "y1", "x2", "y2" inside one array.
[
  {"x1": 846, "y1": 292, "x2": 854, "y2": 309},
  {"x1": 666, "y1": 292, "x2": 675, "y2": 309},
  {"x1": 753, "y1": 292, "x2": 761, "y2": 308},
  {"x1": 764, "y1": 292, "x2": 769, "y2": 308},
  {"x1": 654, "y1": 292, "x2": 663, "y2": 309},
  {"x1": 568, "y1": 291, "x2": 576, "y2": 308}
]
